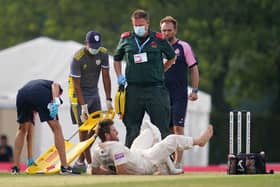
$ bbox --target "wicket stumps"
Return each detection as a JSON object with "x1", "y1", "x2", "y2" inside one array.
[
  {"x1": 227, "y1": 110, "x2": 269, "y2": 174},
  {"x1": 229, "y1": 110, "x2": 251, "y2": 155}
]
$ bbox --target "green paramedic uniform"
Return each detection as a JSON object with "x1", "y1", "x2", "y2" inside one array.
[{"x1": 114, "y1": 31, "x2": 176, "y2": 147}]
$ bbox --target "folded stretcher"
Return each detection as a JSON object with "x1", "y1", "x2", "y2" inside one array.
[{"x1": 26, "y1": 110, "x2": 115, "y2": 174}]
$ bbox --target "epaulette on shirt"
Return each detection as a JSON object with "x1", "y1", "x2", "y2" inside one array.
[
  {"x1": 74, "y1": 48, "x2": 85, "y2": 61},
  {"x1": 121, "y1": 32, "x2": 131, "y2": 38},
  {"x1": 99, "y1": 47, "x2": 108, "y2": 53},
  {"x1": 75, "y1": 47, "x2": 107, "y2": 60},
  {"x1": 155, "y1": 32, "x2": 164, "y2": 40}
]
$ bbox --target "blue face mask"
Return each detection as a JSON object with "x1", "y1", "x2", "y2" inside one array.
[
  {"x1": 88, "y1": 47, "x2": 100, "y2": 55},
  {"x1": 133, "y1": 26, "x2": 146, "y2": 37}
]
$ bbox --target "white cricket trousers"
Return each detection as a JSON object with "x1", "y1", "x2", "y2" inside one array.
[{"x1": 141, "y1": 134, "x2": 194, "y2": 165}]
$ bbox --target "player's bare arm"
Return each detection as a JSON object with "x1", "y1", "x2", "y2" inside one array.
[
  {"x1": 102, "y1": 68, "x2": 112, "y2": 100},
  {"x1": 91, "y1": 166, "x2": 115, "y2": 175},
  {"x1": 113, "y1": 60, "x2": 122, "y2": 77},
  {"x1": 51, "y1": 82, "x2": 61, "y2": 99},
  {"x1": 164, "y1": 56, "x2": 176, "y2": 72},
  {"x1": 189, "y1": 65, "x2": 199, "y2": 101}
]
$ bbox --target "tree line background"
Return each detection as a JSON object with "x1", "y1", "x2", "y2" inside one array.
[{"x1": 0, "y1": 0, "x2": 279, "y2": 164}]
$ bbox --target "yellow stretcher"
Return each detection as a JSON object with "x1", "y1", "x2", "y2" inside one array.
[{"x1": 26, "y1": 110, "x2": 115, "y2": 174}]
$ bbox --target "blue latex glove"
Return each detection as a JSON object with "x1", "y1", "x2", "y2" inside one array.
[
  {"x1": 48, "y1": 98, "x2": 61, "y2": 118},
  {"x1": 27, "y1": 158, "x2": 37, "y2": 167},
  {"x1": 117, "y1": 75, "x2": 127, "y2": 86}
]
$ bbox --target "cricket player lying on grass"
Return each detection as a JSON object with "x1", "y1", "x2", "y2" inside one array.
[{"x1": 90, "y1": 119, "x2": 213, "y2": 175}]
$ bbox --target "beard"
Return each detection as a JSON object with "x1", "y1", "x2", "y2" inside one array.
[{"x1": 110, "y1": 136, "x2": 119, "y2": 141}]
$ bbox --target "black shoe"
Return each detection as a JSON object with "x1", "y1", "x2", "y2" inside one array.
[
  {"x1": 72, "y1": 161, "x2": 87, "y2": 173},
  {"x1": 11, "y1": 166, "x2": 20, "y2": 175},
  {"x1": 60, "y1": 166, "x2": 73, "y2": 175}
]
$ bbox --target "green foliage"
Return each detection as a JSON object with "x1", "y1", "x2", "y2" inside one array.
[{"x1": 0, "y1": 0, "x2": 279, "y2": 122}]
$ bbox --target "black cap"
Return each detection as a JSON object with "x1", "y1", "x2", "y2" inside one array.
[{"x1": 85, "y1": 31, "x2": 101, "y2": 49}]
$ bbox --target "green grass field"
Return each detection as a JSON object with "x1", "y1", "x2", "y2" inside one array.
[{"x1": 0, "y1": 172, "x2": 279, "y2": 187}]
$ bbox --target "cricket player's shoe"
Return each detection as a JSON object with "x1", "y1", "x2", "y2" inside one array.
[
  {"x1": 169, "y1": 167, "x2": 183, "y2": 175},
  {"x1": 153, "y1": 163, "x2": 169, "y2": 175},
  {"x1": 11, "y1": 166, "x2": 20, "y2": 175},
  {"x1": 27, "y1": 158, "x2": 37, "y2": 167},
  {"x1": 174, "y1": 162, "x2": 183, "y2": 169},
  {"x1": 153, "y1": 162, "x2": 183, "y2": 175},
  {"x1": 166, "y1": 157, "x2": 184, "y2": 175},
  {"x1": 72, "y1": 161, "x2": 87, "y2": 173},
  {"x1": 60, "y1": 166, "x2": 73, "y2": 175}
]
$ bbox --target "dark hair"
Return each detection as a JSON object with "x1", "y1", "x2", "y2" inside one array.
[
  {"x1": 131, "y1": 9, "x2": 149, "y2": 20},
  {"x1": 160, "y1": 16, "x2": 177, "y2": 30},
  {"x1": 96, "y1": 119, "x2": 114, "y2": 142},
  {"x1": 0, "y1": 134, "x2": 7, "y2": 140}
]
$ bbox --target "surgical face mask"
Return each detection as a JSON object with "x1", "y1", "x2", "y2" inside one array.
[
  {"x1": 88, "y1": 47, "x2": 100, "y2": 55},
  {"x1": 133, "y1": 26, "x2": 146, "y2": 37}
]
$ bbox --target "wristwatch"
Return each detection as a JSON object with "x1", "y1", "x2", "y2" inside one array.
[{"x1": 192, "y1": 88, "x2": 199, "y2": 93}]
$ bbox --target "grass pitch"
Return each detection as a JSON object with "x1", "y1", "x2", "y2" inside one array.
[{"x1": 0, "y1": 172, "x2": 279, "y2": 187}]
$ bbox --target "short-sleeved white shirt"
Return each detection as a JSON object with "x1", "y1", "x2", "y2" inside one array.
[{"x1": 92, "y1": 141, "x2": 154, "y2": 174}]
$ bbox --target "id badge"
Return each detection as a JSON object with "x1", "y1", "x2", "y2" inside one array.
[{"x1": 134, "y1": 52, "x2": 148, "y2": 64}]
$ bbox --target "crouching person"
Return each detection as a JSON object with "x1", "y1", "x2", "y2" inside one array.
[{"x1": 11, "y1": 79, "x2": 72, "y2": 174}]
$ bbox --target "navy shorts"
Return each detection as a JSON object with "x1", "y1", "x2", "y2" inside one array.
[
  {"x1": 16, "y1": 91, "x2": 53, "y2": 124},
  {"x1": 170, "y1": 95, "x2": 188, "y2": 127},
  {"x1": 70, "y1": 95, "x2": 101, "y2": 125}
]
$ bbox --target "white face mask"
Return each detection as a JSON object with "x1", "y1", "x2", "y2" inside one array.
[
  {"x1": 88, "y1": 48, "x2": 100, "y2": 55},
  {"x1": 133, "y1": 26, "x2": 146, "y2": 37}
]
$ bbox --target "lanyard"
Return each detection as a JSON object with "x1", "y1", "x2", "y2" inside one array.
[{"x1": 134, "y1": 37, "x2": 150, "y2": 53}]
